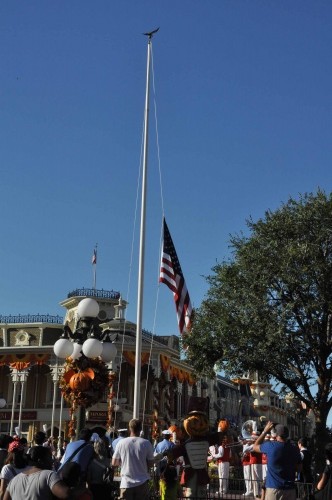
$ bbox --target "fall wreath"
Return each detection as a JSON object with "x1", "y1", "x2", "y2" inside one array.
[{"x1": 59, "y1": 355, "x2": 110, "y2": 410}]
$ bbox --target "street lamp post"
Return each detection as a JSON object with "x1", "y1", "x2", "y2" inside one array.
[{"x1": 53, "y1": 298, "x2": 117, "y2": 438}]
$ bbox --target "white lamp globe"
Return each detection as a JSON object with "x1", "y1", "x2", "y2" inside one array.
[
  {"x1": 260, "y1": 391, "x2": 266, "y2": 398},
  {"x1": 83, "y1": 338, "x2": 103, "y2": 358},
  {"x1": 101, "y1": 342, "x2": 117, "y2": 362},
  {"x1": 0, "y1": 398, "x2": 6, "y2": 409},
  {"x1": 77, "y1": 298, "x2": 99, "y2": 319},
  {"x1": 71, "y1": 342, "x2": 83, "y2": 360},
  {"x1": 54, "y1": 338, "x2": 74, "y2": 359}
]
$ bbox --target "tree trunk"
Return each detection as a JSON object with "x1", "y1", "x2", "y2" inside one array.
[{"x1": 313, "y1": 409, "x2": 329, "y2": 476}]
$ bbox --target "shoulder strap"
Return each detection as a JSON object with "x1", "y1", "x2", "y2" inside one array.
[
  {"x1": 62, "y1": 441, "x2": 89, "y2": 467},
  {"x1": 93, "y1": 458, "x2": 107, "y2": 469}
]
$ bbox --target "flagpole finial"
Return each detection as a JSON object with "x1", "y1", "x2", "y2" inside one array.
[{"x1": 143, "y1": 27, "x2": 160, "y2": 40}]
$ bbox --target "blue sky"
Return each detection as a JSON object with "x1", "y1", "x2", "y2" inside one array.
[{"x1": 1, "y1": 1, "x2": 331, "y2": 343}]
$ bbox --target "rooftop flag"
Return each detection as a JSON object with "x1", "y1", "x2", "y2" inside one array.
[
  {"x1": 92, "y1": 248, "x2": 97, "y2": 265},
  {"x1": 159, "y1": 218, "x2": 192, "y2": 335}
]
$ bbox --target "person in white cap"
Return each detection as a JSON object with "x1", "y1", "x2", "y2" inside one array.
[
  {"x1": 155, "y1": 430, "x2": 175, "y2": 455},
  {"x1": 154, "y1": 430, "x2": 177, "y2": 500},
  {"x1": 154, "y1": 430, "x2": 175, "y2": 480},
  {"x1": 111, "y1": 428, "x2": 128, "y2": 454}
]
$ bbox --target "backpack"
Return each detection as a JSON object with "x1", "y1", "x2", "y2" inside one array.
[{"x1": 102, "y1": 466, "x2": 114, "y2": 488}]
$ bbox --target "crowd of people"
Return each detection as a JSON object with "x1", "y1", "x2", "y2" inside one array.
[
  {"x1": 205, "y1": 420, "x2": 331, "y2": 500},
  {"x1": 0, "y1": 419, "x2": 331, "y2": 499},
  {"x1": 0, "y1": 428, "x2": 112, "y2": 500}
]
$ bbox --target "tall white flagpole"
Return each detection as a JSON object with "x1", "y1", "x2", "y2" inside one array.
[{"x1": 133, "y1": 30, "x2": 157, "y2": 419}]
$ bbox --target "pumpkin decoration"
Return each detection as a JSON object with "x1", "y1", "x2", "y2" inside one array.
[
  {"x1": 218, "y1": 419, "x2": 229, "y2": 433},
  {"x1": 183, "y1": 413, "x2": 209, "y2": 437},
  {"x1": 68, "y1": 368, "x2": 94, "y2": 391}
]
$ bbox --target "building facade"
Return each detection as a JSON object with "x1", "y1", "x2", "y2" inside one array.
[
  {"x1": 0, "y1": 288, "x2": 232, "y2": 443},
  {"x1": 0, "y1": 288, "x2": 309, "y2": 443}
]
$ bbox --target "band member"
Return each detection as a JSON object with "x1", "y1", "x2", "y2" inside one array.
[
  {"x1": 250, "y1": 432, "x2": 263, "y2": 498},
  {"x1": 211, "y1": 435, "x2": 231, "y2": 496},
  {"x1": 242, "y1": 439, "x2": 254, "y2": 497}
]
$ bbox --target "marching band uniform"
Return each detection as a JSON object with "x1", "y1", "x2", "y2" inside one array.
[
  {"x1": 249, "y1": 432, "x2": 263, "y2": 498},
  {"x1": 242, "y1": 441, "x2": 254, "y2": 497},
  {"x1": 211, "y1": 440, "x2": 231, "y2": 495},
  {"x1": 250, "y1": 450, "x2": 263, "y2": 497}
]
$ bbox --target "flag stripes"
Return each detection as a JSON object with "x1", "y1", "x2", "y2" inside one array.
[{"x1": 159, "y1": 218, "x2": 192, "y2": 334}]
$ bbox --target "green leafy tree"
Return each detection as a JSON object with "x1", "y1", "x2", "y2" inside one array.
[{"x1": 186, "y1": 190, "x2": 332, "y2": 465}]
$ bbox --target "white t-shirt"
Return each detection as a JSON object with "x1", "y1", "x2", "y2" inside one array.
[
  {"x1": 112, "y1": 436, "x2": 154, "y2": 488},
  {"x1": 0, "y1": 464, "x2": 30, "y2": 482},
  {"x1": 6, "y1": 469, "x2": 61, "y2": 500}
]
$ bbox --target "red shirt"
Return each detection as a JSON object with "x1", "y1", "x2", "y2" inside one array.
[
  {"x1": 250, "y1": 451, "x2": 263, "y2": 465},
  {"x1": 218, "y1": 447, "x2": 231, "y2": 463},
  {"x1": 242, "y1": 452, "x2": 251, "y2": 466}
]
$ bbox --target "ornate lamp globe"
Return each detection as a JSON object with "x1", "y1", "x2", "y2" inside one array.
[
  {"x1": 83, "y1": 338, "x2": 103, "y2": 358},
  {"x1": 77, "y1": 298, "x2": 99, "y2": 318},
  {"x1": 54, "y1": 338, "x2": 74, "y2": 359},
  {"x1": 101, "y1": 341, "x2": 117, "y2": 362}
]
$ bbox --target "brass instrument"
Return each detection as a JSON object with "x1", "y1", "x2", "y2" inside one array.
[
  {"x1": 223, "y1": 440, "x2": 247, "y2": 448},
  {"x1": 241, "y1": 420, "x2": 257, "y2": 439}
]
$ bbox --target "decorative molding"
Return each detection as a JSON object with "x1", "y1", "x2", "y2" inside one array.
[{"x1": 14, "y1": 330, "x2": 30, "y2": 346}]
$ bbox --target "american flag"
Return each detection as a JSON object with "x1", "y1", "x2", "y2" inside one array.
[
  {"x1": 159, "y1": 218, "x2": 192, "y2": 334},
  {"x1": 92, "y1": 248, "x2": 97, "y2": 265}
]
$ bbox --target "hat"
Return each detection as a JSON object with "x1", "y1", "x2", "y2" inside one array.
[
  {"x1": 90, "y1": 433, "x2": 101, "y2": 443},
  {"x1": 274, "y1": 424, "x2": 289, "y2": 439},
  {"x1": 187, "y1": 396, "x2": 208, "y2": 416},
  {"x1": 162, "y1": 430, "x2": 172, "y2": 436},
  {"x1": 8, "y1": 438, "x2": 25, "y2": 453}
]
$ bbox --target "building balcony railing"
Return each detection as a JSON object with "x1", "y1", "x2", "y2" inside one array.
[
  {"x1": 67, "y1": 288, "x2": 121, "y2": 300},
  {"x1": 0, "y1": 314, "x2": 64, "y2": 324}
]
